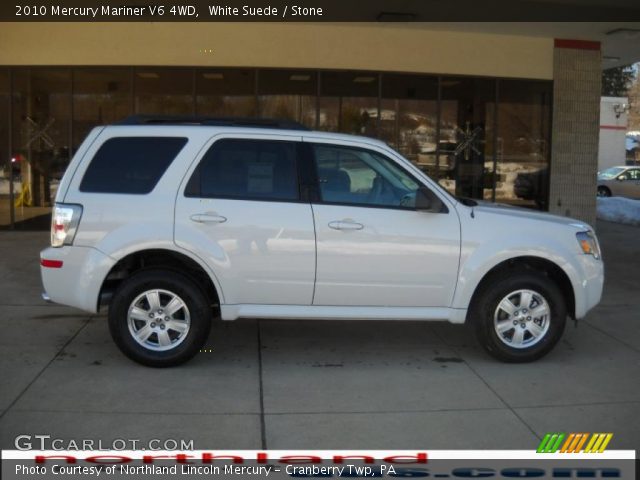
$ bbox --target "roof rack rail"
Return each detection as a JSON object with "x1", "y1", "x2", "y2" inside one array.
[{"x1": 114, "y1": 115, "x2": 311, "y2": 131}]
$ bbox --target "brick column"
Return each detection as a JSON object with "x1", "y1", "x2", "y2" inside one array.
[{"x1": 548, "y1": 39, "x2": 602, "y2": 227}]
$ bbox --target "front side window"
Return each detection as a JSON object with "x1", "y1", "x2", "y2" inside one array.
[
  {"x1": 80, "y1": 137, "x2": 187, "y2": 194},
  {"x1": 186, "y1": 139, "x2": 299, "y2": 201},
  {"x1": 312, "y1": 144, "x2": 422, "y2": 209},
  {"x1": 625, "y1": 169, "x2": 640, "y2": 181}
]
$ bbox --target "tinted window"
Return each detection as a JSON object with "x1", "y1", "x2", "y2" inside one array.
[
  {"x1": 80, "y1": 137, "x2": 187, "y2": 194},
  {"x1": 313, "y1": 144, "x2": 421, "y2": 209},
  {"x1": 186, "y1": 139, "x2": 299, "y2": 201}
]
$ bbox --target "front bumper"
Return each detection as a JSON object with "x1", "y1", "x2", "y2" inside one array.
[
  {"x1": 40, "y1": 246, "x2": 116, "y2": 313},
  {"x1": 573, "y1": 253, "x2": 604, "y2": 319}
]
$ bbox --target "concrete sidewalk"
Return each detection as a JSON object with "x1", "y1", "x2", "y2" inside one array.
[{"x1": 0, "y1": 221, "x2": 638, "y2": 451}]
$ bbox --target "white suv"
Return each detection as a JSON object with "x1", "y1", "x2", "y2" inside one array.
[{"x1": 40, "y1": 116, "x2": 604, "y2": 367}]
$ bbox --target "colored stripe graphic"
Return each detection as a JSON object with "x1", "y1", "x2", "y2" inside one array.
[
  {"x1": 560, "y1": 433, "x2": 589, "y2": 453},
  {"x1": 584, "y1": 433, "x2": 613, "y2": 453},
  {"x1": 537, "y1": 433, "x2": 613, "y2": 453},
  {"x1": 537, "y1": 433, "x2": 565, "y2": 453}
]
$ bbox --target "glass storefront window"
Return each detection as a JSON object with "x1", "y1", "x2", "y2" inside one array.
[
  {"x1": 0, "y1": 69, "x2": 10, "y2": 227},
  {"x1": 1, "y1": 66, "x2": 553, "y2": 229},
  {"x1": 196, "y1": 68, "x2": 257, "y2": 117},
  {"x1": 440, "y1": 77, "x2": 496, "y2": 201},
  {"x1": 319, "y1": 71, "x2": 379, "y2": 136},
  {"x1": 381, "y1": 74, "x2": 439, "y2": 175},
  {"x1": 73, "y1": 68, "x2": 132, "y2": 150},
  {"x1": 258, "y1": 69, "x2": 317, "y2": 128},
  {"x1": 9, "y1": 69, "x2": 72, "y2": 229},
  {"x1": 496, "y1": 79, "x2": 551, "y2": 209},
  {"x1": 135, "y1": 68, "x2": 193, "y2": 115}
]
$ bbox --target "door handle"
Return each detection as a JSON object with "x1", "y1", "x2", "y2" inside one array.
[
  {"x1": 190, "y1": 213, "x2": 227, "y2": 224},
  {"x1": 328, "y1": 220, "x2": 364, "y2": 231}
]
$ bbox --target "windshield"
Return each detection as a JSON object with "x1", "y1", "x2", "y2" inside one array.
[{"x1": 599, "y1": 167, "x2": 625, "y2": 179}]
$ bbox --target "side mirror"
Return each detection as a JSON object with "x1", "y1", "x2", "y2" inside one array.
[
  {"x1": 617, "y1": 176, "x2": 626, "y2": 182},
  {"x1": 415, "y1": 187, "x2": 444, "y2": 212}
]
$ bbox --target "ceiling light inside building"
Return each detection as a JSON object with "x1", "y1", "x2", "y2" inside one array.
[
  {"x1": 202, "y1": 73, "x2": 224, "y2": 80},
  {"x1": 290, "y1": 74, "x2": 311, "y2": 81},
  {"x1": 136, "y1": 72, "x2": 159, "y2": 79},
  {"x1": 353, "y1": 76, "x2": 376, "y2": 83}
]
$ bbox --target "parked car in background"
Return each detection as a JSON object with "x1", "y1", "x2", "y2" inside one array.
[
  {"x1": 597, "y1": 166, "x2": 640, "y2": 199},
  {"x1": 514, "y1": 167, "x2": 549, "y2": 209}
]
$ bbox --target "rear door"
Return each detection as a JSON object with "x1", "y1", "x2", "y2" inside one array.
[
  {"x1": 306, "y1": 138, "x2": 461, "y2": 308},
  {"x1": 175, "y1": 134, "x2": 316, "y2": 305}
]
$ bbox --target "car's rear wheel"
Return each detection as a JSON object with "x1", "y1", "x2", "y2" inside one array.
[
  {"x1": 597, "y1": 186, "x2": 611, "y2": 197},
  {"x1": 108, "y1": 269, "x2": 212, "y2": 367},
  {"x1": 472, "y1": 271, "x2": 566, "y2": 362}
]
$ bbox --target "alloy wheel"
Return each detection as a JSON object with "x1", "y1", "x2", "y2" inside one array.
[
  {"x1": 127, "y1": 289, "x2": 191, "y2": 351},
  {"x1": 493, "y1": 289, "x2": 550, "y2": 349}
]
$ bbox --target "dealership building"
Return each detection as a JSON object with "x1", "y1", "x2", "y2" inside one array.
[{"x1": 1, "y1": 18, "x2": 640, "y2": 228}]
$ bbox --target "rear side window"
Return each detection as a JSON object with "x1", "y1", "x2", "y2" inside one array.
[
  {"x1": 186, "y1": 139, "x2": 299, "y2": 201},
  {"x1": 80, "y1": 137, "x2": 187, "y2": 194}
]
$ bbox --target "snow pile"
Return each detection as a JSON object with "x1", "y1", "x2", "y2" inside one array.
[{"x1": 596, "y1": 197, "x2": 640, "y2": 227}]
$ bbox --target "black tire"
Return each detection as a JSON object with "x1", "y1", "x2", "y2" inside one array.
[
  {"x1": 471, "y1": 271, "x2": 566, "y2": 362},
  {"x1": 597, "y1": 186, "x2": 611, "y2": 197},
  {"x1": 108, "y1": 269, "x2": 212, "y2": 367}
]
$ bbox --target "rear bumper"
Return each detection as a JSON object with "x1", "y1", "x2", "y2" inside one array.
[{"x1": 40, "y1": 246, "x2": 115, "y2": 313}]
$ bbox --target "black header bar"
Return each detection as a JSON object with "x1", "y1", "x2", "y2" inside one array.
[{"x1": 4, "y1": 0, "x2": 640, "y2": 22}]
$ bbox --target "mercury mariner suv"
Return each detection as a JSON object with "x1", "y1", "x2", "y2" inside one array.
[{"x1": 40, "y1": 116, "x2": 604, "y2": 367}]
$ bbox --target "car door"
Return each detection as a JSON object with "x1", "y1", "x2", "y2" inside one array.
[
  {"x1": 306, "y1": 139, "x2": 461, "y2": 308},
  {"x1": 622, "y1": 168, "x2": 640, "y2": 199},
  {"x1": 174, "y1": 134, "x2": 316, "y2": 306}
]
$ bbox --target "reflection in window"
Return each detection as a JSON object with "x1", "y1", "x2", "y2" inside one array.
[
  {"x1": 12, "y1": 69, "x2": 71, "y2": 216},
  {"x1": 497, "y1": 80, "x2": 551, "y2": 209},
  {"x1": 319, "y1": 72, "x2": 379, "y2": 136},
  {"x1": 1, "y1": 66, "x2": 555, "y2": 228},
  {"x1": 0, "y1": 69, "x2": 10, "y2": 227},
  {"x1": 196, "y1": 69, "x2": 256, "y2": 117},
  {"x1": 73, "y1": 68, "x2": 132, "y2": 150},
  {"x1": 258, "y1": 70, "x2": 316, "y2": 128},
  {"x1": 135, "y1": 68, "x2": 193, "y2": 115},
  {"x1": 440, "y1": 77, "x2": 495, "y2": 201},
  {"x1": 381, "y1": 74, "x2": 439, "y2": 176}
]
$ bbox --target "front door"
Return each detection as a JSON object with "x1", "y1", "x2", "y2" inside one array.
[{"x1": 307, "y1": 139, "x2": 461, "y2": 308}]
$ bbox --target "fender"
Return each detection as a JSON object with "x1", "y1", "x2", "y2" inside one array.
[
  {"x1": 452, "y1": 225, "x2": 583, "y2": 316},
  {"x1": 93, "y1": 229, "x2": 226, "y2": 305}
]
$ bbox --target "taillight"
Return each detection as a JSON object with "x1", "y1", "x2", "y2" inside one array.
[{"x1": 51, "y1": 204, "x2": 83, "y2": 247}]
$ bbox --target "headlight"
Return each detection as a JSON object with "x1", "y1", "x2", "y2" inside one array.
[
  {"x1": 51, "y1": 204, "x2": 82, "y2": 247},
  {"x1": 576, "y1": 231, "x2": 601, "y2": 260}
]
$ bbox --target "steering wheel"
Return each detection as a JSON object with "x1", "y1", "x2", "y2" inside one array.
[{"x1": 400, "y1": 192, "x2": 416, "y2": 207}]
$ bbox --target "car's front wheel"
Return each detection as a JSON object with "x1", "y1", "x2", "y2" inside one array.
[
  {"x1": 597, "y1": 186, "x2": 611, "y2": 197},
  {"x1": 108, "y1": 269, "x2": 212, "y2": 367},
  {"x1": 472, "y1": 271, "x2": 566, "y2": 362}
]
